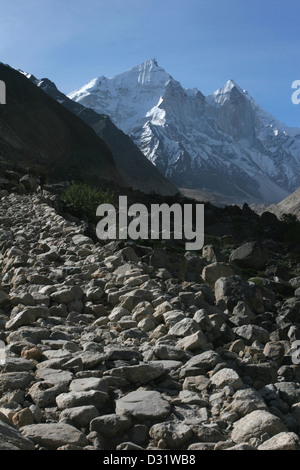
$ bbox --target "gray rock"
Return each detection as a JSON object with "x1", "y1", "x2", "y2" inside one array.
[
  {"x1": 175, "y1": 390, "x2": 207, "y2": 406},
  {"x1": 184, "y1": 350, "x2": 222, "y2": 372},
  {"x1": 151, "y1": 360, "x2": 183, "y2": 373},
  {"x1": 48, "y1": 305, "x2": 68, "y2": 318},
  {"x1": 2, "y1": 356, "x2": 35, "y2": 372},
  {"x1": 115, "y1": 390, "x2": 171, "y2": 421},
  {"x1": 89, "y1": 414, "x2": 132, "y2": 438},
  {"x1": 188, "y1": 442, "x2": 216, "y2": 450},
  {"x1": 72, "y1": 234, "x2": 94, "y2": 246},
  {"x1": 29, "y1": 381, "x2": 69, "y2": 408},
  {"x1": 116, "y1": 441, "x2": 144, "y2": 450},
  {"x1": 202, "y1": 262, "x2": 240, "y2": 289},
  {"x1": 35, "y1": 368, "x2": 73, "y2": 385},
  {"x1": 56, "y1": 390, "x2": 109, "y2": 410},
  {"x1": 193, "y1": 309, "x2": 213, "y2": 331},
  {"x1": 234, "y1": 324, "x2": 270, "y2": 344},
  {"x1": 237, "y1": 363, "x2": 277, "y2": 389},
  {"x1": 215, "y1": 276, "x2": 264, "y2": 313},
  {"x1": 163, "y1": 310, "x2": 185, "y2": 327},
  {"x1": 105, "y1": 347, "x2": 143, "y2": 362},
  {"x1": 59, "y1": 405, "x2": 99, "y2": 428},
  {"x1": 85, "y1": 287, "x2": 104, "y2": 301},
  {"x1": 275, "y1": 382, "x2": 300, "y2": 407},
  {"x1": 20, "y1": 422, "x2": 88, "y2": 449},
  {"x1": 19, "y1": 174, "x2": 37, "y2": 191},
  {"x1": 103, "y1": 363, "x2": 165, "y2": 384},
  {"x1": 108, "y1": 306, "x2": 131, "y2": 322},
  {"x1": 176, "y1": 330, "x2": 207, "y2": 352},
  {"x1": 6, "y1": 326, "x2": 50, "y2": 344},
  {"x1": 202, "y1": 245, "x2": 225, "y2": 263},
  {"x1": 211, "y1": 368, "x2": 244, "y2": 391},
  {"x1": 225, "y1": 443, "x2": 256, "y2": 450},
  {"x1": 154, "y1": 344, "x2": 187, "y2": 361},
  {"x1": 149, "y1": 422, "x2": 193, "y2": 448},
  {"x1": 232, "y1": 410, "x2": 287, "y2": 444},
  {"x1": 10, "y1": 292, "x2": 35, "y2": 307},
  {"x1": 279, "y1": 297, "x2": 300, "y2": 323},
  {"x1": 230, "y1": 301, "x2": 256, "y2": 326},
  {"x1": 183, "y1": 375, "x2": 211, "y2": 393},
  {"x1": 168, "y1": 318, "x2": 200, "y2": 337},
  {"x1": 100, "y1": 376, "x2": 130, "y2": 389},
  {"x1": 0, "y1": 372, "x2": 33, "y2": 392},
  {"x1": 0, "y1": 290, "x2": 10, "y2": 307},
  {"x1": 263, "y1": 341, "x2": 286, "y2": 366},
  {"x1": 258, "y1": 432, "x2": 300, "y2": 450},
  {"x1": 5, "y1": 310, "x2": 36, "y2": 330},
  {"x1": 294, "y1": 287, "x2": 300, "y2": 296},
  {"x1": 226, "y1": 388, "x2": 267, "y2": 417},
  {"x1": 191, "y1": 424, "x2": 226, "y2": 443},
  {"x1": 50, "y1": 289, "x2": 76, "y2": 305},
  {"x1": 0, "y1": 420, "x2": 35, "y2": 450},
  {"x1": 69, "y1": 377, "x2": 108, "y2": 393},
  {"x1": 290, "y1": 403, "x2": 300, "y2": 427},
  {"x1": 76, "y1": 351, "x2": 108, "y2": 370},
  {"x1": 229, "y1": 241, "x2": 268, "y2": 270}
]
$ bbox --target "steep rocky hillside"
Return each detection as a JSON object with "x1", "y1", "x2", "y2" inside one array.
[
  {"x1": 0, "y1": 63, "x2": 123, "y2": 188},
  {"x1": 267, "y1": 187, "x2": 300, "y2": 220}
]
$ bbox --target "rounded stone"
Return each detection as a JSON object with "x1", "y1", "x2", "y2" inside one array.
[{"x1": 115, "y1": 390, "x2": 171, "y2": 421}]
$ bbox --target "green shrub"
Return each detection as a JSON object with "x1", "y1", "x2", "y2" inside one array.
[{"x1": 61, "y1": 181, "x2": 115, "y2": 222}]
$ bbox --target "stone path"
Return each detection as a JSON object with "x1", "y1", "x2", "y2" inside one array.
[{"x1": 0, "y1": 192, "x2": 300, "y2": 450}]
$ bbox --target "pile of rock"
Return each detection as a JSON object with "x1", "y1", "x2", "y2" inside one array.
[{"x1": 0, "y1": 192, "x2": 300, "y2": 450}]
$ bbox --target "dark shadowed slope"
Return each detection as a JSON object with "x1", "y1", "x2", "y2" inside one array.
[{"x1": 0, "y1": 63, "x2": 124, "y2": 187}]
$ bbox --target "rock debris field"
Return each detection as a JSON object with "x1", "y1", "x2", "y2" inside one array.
[{"x1": 1, "y1": 192, "x2": 300, "y2": 450}]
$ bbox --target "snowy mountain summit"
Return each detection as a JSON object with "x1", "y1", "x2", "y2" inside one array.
[{"x1": 69, "y1": 59, "x2": 300, "y2": 204}]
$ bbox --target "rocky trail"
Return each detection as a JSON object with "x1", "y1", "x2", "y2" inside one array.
[{"x1": 1, "y1": 189, "x2": 300, "y2": 451}]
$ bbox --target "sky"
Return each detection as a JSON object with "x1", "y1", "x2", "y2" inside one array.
[{"x1": 0, "y1": 0, "x2": 299, "y2": 127}]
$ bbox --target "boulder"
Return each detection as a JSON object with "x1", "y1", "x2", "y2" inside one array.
[
  {"x1": 215, "y1": 276, "x2": 264, "y2": 313},
  {"x1": 229, "y1": 241, "x2": 268, "y2": 270},
  {"x1": 89, "y1": 414, "x2": 132, "y2": 438},
  {"x1": 115, "y1": 390, "x2": 171, "y2": 421},
  {"x1": 0, "y1": 420, "x2": 35, "y2": 450},
  {"x1": 211, "y1": 368, "x2": 244, "y2": 391},
  {"x1": 149, "y1": 422, "x2": 193, "y2": 448},
  {"x1": 20, "y1": 422, "x2": 87, "y2": 449},
  {"x1": 258, "y1": 432, "x2": 300, "y2": 450},
  {"x1": 232, "y1": 410, "x2": 287, "y2": 444},
  {"x1": 202, "y1": 262, "x2": 240, "y2": 289}
]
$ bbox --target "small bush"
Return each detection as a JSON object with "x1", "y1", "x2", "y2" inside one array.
[{"x1": 61, "y1": 181, "x2": 115, "y2": 222}]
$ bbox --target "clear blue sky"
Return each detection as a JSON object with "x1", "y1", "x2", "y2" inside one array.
[{"x1": 0, "y1": 0, "x2": 299, "y2": 127}]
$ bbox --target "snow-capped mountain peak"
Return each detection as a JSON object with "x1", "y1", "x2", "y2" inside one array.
[
  {"x1": 68, "y1": 61, "x2": 300, "y2": 204},
  {"x1": 213, "y1": 78, "x2": 245, "y2": 104},
  {"x1": 68, "y1": 59, "x2": 173, "y2": 134},
  {"x1": 125, "y1": 58, "x2": 170, "y2": 85}
]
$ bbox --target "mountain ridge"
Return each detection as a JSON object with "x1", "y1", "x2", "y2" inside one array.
[
  {"x1": 19, "y1": 69, "x2": 179, "y2": 196},
  {"x1": 0, "y1": 62, "x2": 125, "y2": 188},
  {"x1": 68, "y1": 59, "x2": 300, "y2": 204},
  {"x1": 267, "y1": 186, "x2": 300, "y2": 220}
]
